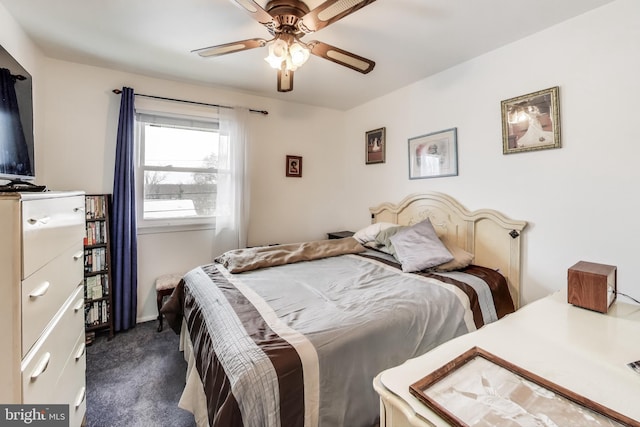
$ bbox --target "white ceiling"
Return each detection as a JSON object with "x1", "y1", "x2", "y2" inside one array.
[{"x1": 1, "y1": 0, "x2": 614, "y2": 110}]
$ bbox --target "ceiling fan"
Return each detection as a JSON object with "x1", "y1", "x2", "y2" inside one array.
[{"x1": 192, "y1": 0, "x2": 377, "y2": 92}]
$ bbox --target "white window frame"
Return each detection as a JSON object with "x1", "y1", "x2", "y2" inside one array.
[{"x1": 135, "y1": 110, "x2": 224, "y2": 232}]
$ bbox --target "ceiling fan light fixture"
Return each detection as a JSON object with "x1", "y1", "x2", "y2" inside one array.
[
  {"x1": 265, "y1": 53, "x2": 283, "y2": 69},
  {"x1": 265, "y1": 38, "x2": 289, "y2": 69},
  {"x1": 289, "y1": 42, "x2": 310, "y2": 68},
  {"x1": 265, "y1": 37, "x2": 310, "y2": 71}
]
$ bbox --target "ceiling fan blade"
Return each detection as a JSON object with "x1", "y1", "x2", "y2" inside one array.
[
  {"x1": 192, "y1": 38, "x2": 268, "y2": 57},
  {"x1": 277, "y1": 67, "x2": 294, "y2": 92},
  {"x1": 229, "y1": 0, "x2": 276, "y2": 27},
  {"x1": 298, "y1": 0, "x2": 377, "y2": 33},
  {"x1": 308, "y1": 40, "x2": 375, "y2": 74}
]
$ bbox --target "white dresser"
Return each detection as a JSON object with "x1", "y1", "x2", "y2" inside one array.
[
  {"x1": 0, "y1": 191, "x2": 87, "y2": 427},
  {"x1": 374, "y1": 290, "x2": 640, "y2": 426}
]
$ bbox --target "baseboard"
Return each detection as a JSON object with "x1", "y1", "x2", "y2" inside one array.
[{"x1": 137, "y1": 314, "x2": 158, "y2": 324}]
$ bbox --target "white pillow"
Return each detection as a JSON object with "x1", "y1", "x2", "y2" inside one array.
[
  {"x1": 390, "y1": 219, "x2": 453, "y2": 272},
  {"x1": 353, "y1": 222, "x2": 397, "y2": 244}
]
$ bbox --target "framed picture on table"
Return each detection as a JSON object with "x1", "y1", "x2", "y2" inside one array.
[{"x1": 409, "y1": 347, "x2": 636, "y2": 427}]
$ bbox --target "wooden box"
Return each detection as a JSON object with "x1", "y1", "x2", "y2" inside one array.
[{"x1": 568, "y1": 261, "x2": 617, "y2": 313}]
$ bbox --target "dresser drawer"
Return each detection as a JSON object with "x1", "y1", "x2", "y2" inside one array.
[
  {"x1": 21, "y1": 285, "x2": 85, "y2": 403},
  {"x1": 56, "y1": 330, "x2": 87, "y2": 427},
  {"x1": 22, "y1": 196, "x2": 85, "y2": 279},
  {"x1": 21, "y1": 243, "x2": 84, "y2": 356}
]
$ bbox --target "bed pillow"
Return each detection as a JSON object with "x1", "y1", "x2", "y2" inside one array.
[
  {"x1": 353, "y1": 222, "x2": 397, "y2": 244},
  {"x1": 434, "y1": 235, "x2": 474, "y2": 272},
  {"x1": 389, "y1": 219, "x2": 453, "y2": 272},
  {"x1": 374, "y1": 225, "x2": 405, "y2": 256}
]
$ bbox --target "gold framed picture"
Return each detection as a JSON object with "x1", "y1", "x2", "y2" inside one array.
[{"x1": 501, "y1": 86, "x2": 561, "y2": 154}]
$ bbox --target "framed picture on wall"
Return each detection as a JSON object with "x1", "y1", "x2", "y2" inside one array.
[
  {"x1": 286, "y1": 155, "x2": 302, "y2": 177},
  {"x1": 365, "y1": 127, "x2": 386, "y2": 164},
  {"x1": 408, "y1": 128, "x2": 458, "y2": 179},
  {"x1": 501, "y1": 86, "x2": 561, "y2": 154}
]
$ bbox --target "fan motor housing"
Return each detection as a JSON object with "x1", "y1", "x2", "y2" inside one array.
[{"x1": 266, "y1": 0, "x2": 310, "y2": 30}]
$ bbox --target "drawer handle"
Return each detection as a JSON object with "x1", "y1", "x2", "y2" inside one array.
[
  {"x1": 73, "y1": 251, "x2": 84, "y2": 261},
  {"x1": 74, "y1": 342, "x2": 86, "y2": 361},
  {"x1": 29, "y1": 281, "x2": 50, "y2": 299},
  {"x1": 27, "y1": 216, "x2": 50, "y2": 225},
  {"x1": 73, "y1": 299, "x2": 84, "y2": 313},
  {"x1": 74, "y1": 386, "x2": 86, "y2": 409},
  {"x1": 30, "y1": 352, "x2": 51, "y2": 381},
  {"x1": 74, "y1": 206, "x2": 85, "y2": 214}
]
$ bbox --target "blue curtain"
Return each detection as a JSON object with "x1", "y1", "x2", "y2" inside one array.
[{"x1": 111, "y1": 87, "x2": 137, "y2": 332}]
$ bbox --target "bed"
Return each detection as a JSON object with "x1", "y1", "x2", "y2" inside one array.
[{"x1": 162, "y1": 192, "x2": 527, "y2": 427}]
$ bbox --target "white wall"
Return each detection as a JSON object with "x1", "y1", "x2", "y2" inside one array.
[
  {"x1": 3, "y1": 0, "x2": 638, "y2": 323},
  {"x1": 38, "y1": 59, "x2": 345, "y2": 321},
  {"x1": 340, "y1": 0, "x2": 640, "y2": 305}
]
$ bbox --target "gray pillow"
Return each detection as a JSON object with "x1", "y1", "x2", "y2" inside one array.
[
  {"x1": 389, "y1": 219, "x2": 453, "y2": 272},
  {"x1": 374, "y1": 225, "x2": 405, "y2": 257}
]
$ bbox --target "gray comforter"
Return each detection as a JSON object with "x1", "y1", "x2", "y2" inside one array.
[{"x1": 166, "y1": 245, "x2": 514, "y2": 427}]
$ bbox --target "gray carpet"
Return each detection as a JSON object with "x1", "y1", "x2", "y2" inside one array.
[{"x1": 86, "y1": 321, "x2": 197, "y2": 427}]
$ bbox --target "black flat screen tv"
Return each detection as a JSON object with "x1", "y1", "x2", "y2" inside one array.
[{"x1": 0, "y1": 44, "x2": 34, "y2": 184}]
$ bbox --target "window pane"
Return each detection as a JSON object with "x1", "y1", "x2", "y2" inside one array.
[
  {"x1": 143, "y1": 171, "x2": 216, "y2": 219},
  {"x1": 144, "y1": 125, "x2": 219, "y2": 168},
  {"x1": 140, "y1": 122, "x2": 220, "y2": 222}
]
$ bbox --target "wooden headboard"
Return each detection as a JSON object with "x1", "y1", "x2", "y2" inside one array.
[{"x1": 369, "y1": 192, "x2": 527, "y2": 309}]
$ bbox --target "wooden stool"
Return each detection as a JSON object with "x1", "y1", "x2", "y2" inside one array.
[{"x1": 155, "y1": 273, "x2": 182, "y2": 332}]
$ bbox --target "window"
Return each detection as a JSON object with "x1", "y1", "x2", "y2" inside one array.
[{"x1": 135, "y1": 112, "x2": 228, "y2": 229}]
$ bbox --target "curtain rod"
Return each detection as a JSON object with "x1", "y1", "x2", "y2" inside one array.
[{"x1": 112, "y1": 89, "x2": 268, "y2": 115}]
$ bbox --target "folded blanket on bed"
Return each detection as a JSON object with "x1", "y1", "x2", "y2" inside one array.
[
  {"x1": 214, "y1": 237, "x2": 366, "y2": 273},
  {"x1": 161, "y1": 238, "x2": 366, "y2": 334}
]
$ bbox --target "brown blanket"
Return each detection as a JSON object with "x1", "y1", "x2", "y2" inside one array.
[
  {"x1": 214, "y1": 237, "x2": 366, "y2": 273},
  {"x1": 161, "y1": 238, "x2": 366, "y2": 334}
]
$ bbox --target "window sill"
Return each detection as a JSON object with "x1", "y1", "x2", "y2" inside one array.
[{"x1": 137, "y1": 222, "x2": 215, "y2": 235}]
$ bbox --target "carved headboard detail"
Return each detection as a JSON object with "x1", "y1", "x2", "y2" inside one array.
[{"x1": 369, "y1": 192, "x2": 527, "y2": 308}]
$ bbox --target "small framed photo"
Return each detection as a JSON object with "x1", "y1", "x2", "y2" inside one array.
[
  {"x1": 408, "y1": 128, "x2": 458, "y2": 179},
  {"x1": 501, "y1": 86, "x2": 561, "y2": 154},
  {"x1": 410, "y1": 347, "x2": 636, "y2": 427},
  {"x1": 286, "y1": 155, "x2": 302, "y2": 177},
  {"x1": 365, "y1": 127, "x2": 386, "y2": 164}
]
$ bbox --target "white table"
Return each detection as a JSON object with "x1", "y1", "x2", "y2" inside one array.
[{"x1": 374, "y1": 291, "x2": 640, "y2": 426}]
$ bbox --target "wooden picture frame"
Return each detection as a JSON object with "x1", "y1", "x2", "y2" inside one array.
[
  {"x1": 285, "y1": 155, "x2": 302, "y2": 177},
  {"x1": 365, "y1": 127, "x2": 385, "y2": 164},
  {"x1": 410, "y1": 347, "x2": 636, "y2": 427},
  {"x1": 408, "y1": 128, "x2": 458, "y2": 179},
  {"x1": 501, "y1": 86, "x2": 561, "y2": 154}
]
